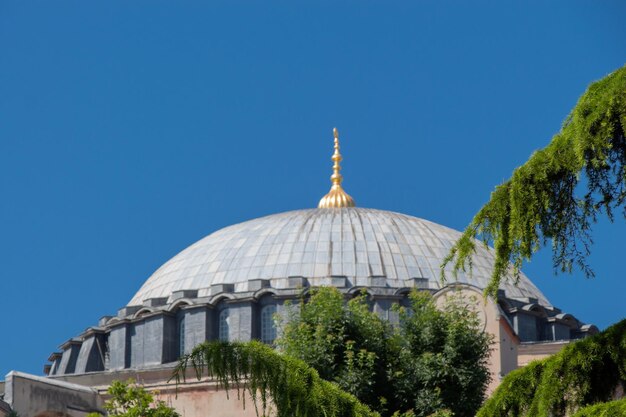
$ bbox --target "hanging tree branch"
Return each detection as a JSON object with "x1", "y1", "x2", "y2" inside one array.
[
  {"x1": 171, "y1": 340, "x2": 380, "y2": 417},
  {"x1": 442, "y1": 65, "x2": 626, "y2": 297}
]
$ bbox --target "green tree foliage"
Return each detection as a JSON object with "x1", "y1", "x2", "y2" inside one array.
[
  {"x1": 276, "y1": 288, "x2": 389, "y2": 409},
  {"x1": 277, "y1": 287, "x2": 492, "y2": 417},
  {"x1": 477, "y1": 318, "x2": 626, "y2": 417},
  {"x1": 172, "y1": 339, "x2": 380, "y2": 417},
  {"x1": 572, "y1": 398, "x2": 626, "y2": 417},
  {"x1": 392, "y1": 292, "x2": 492, "y2": 417},
  {"x1": 86, "y1": 379, "x2": 179, "y2": 417},
  {"x1": 442, "y1": 65, "x2": 626, "y2": 297}
]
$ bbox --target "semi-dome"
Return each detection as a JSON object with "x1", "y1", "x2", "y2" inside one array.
[{"x1": 129, "y1": 207, "x2": 550, "y2": 307}]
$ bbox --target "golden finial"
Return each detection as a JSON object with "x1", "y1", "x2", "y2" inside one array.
[{"x1": 318, "y1": 128, "x2": 356, "y2": 208}]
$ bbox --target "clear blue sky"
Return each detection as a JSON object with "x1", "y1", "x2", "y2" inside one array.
[{"x1": 1, "y1": 1, "x2": 625, "y2": 377}]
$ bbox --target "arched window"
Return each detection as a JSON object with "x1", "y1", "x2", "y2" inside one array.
[
  {"x1": 178, "y1": 315, "x2": 185, "y2": 356},
  {"x1": 260, "y1": 304, "x2": 277, "y2": 344},
  {"x1": 218, "y1": 309, "x2": 230, "y2": 341}
]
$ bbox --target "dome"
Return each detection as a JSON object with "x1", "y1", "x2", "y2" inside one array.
[
  {"x1": 129, "y1": 207, "x2": 551, "y2": 307},
  {"x1": 45, "y1": 130, "x2": 598, "y2": 383}
]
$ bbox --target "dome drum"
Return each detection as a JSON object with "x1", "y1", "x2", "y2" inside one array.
[{"x1": 45, "y1": 280, "x2": 597, "y2": 378}]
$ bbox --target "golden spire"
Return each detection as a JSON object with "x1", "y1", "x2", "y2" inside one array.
[{"x1": 318, "y1": 128, "x2": 356, "y2": 208}]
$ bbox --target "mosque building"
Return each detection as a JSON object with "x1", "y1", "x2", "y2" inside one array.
[{"x1": 0, "y1": 129, "x2": 597, "y2": 417}]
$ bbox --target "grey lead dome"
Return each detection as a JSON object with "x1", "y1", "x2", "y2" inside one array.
[{"x1": 129, "y1": 207, "x2": 550, "y2": 307}]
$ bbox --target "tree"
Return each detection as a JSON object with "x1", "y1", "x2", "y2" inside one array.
[
  {"x1": 476, "y1": 318, "x2": 626, "y2": 417},
  {"x1": 277, "y1": 287, "x2": 492, "y2": 417},
  {"x1": 276, "y1": 288, "x2": 392, "y2": 412},
  {"x1": 173, "y1": 339, "x2": 380, "y2": 417},
  {"x1": 442, "y1": 65, "x2": 626, "y2": 297},
  {"x1": 572, "y1": 397, "x2": 626, "y2": 417},
  {"x1": 441, "y1": 65, "x2": 626, "y2": 417},
  {"x1": 392, "y1": 291, "x2": 492, "y2": 417},
  {"x1": 87, "y1": 379, "x2": 179, "y2": 417}
]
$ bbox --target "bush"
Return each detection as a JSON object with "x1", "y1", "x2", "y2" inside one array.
[{"x1": 87, "y1": 379, "x2": 179, "y2": 417}]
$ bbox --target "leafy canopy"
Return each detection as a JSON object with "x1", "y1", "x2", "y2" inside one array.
[
  {"x1": 277, "y1": 287, "x2": 492, "y2": 417},
  {"x1": 442, "y1": 65, "x2": 626, "y2": 297},
  {"x1": 276, "y1": 288, "x2": 391, "y2": 412},
  {"x1": 87, "y1": 379, "x2": 179, "y2": 417},
  {"x1": 477, "y1": 318, "x2": 626, "y2": 417}
]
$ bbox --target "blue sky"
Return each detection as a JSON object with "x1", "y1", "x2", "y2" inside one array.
[{"x1": 1, "y1": 1, "x2": 625, "y2": 377}]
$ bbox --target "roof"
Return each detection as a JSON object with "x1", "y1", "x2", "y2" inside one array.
[{"x1": 128, "y1": 207, "x2": 551, "y2": 307}]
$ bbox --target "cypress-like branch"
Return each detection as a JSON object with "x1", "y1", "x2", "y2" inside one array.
[{"x1": 443, "y1": 65, "x2": 626, "y2": 297}]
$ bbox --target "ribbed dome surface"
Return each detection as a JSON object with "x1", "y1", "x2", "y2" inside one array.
[{"x1": 129, "y1": 208, "x2": 550, "y2": 306}]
